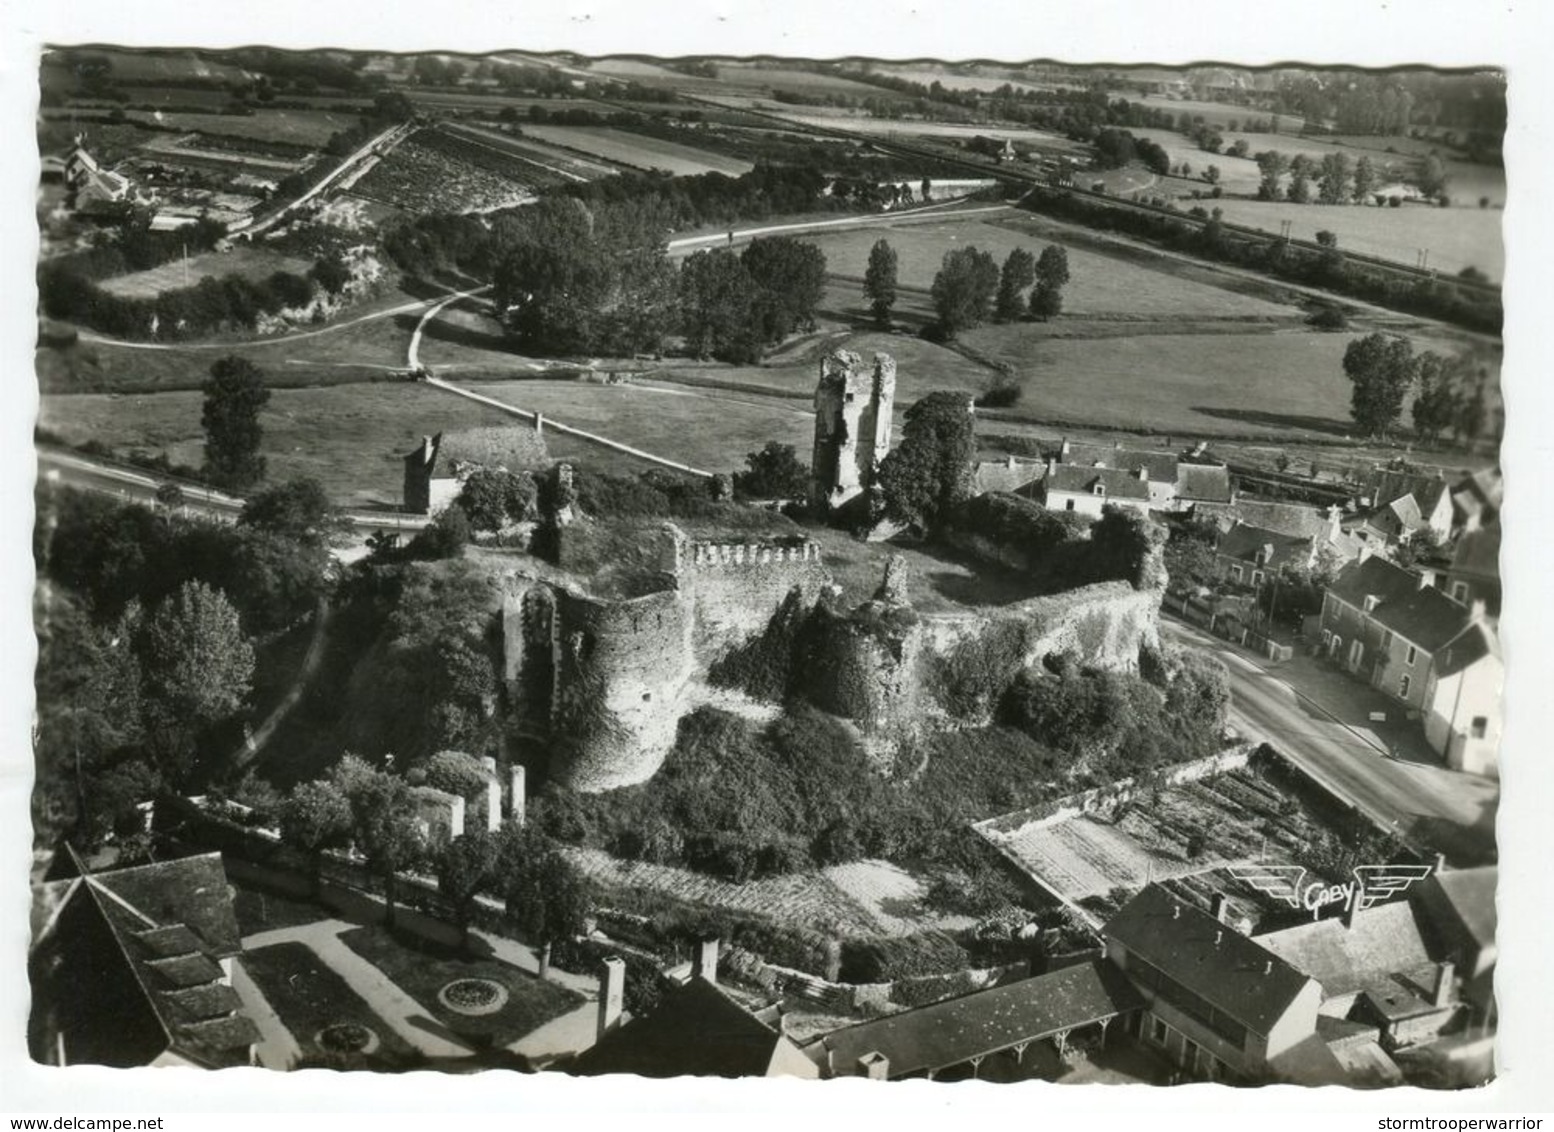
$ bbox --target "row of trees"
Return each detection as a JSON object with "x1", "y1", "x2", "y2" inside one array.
[
  {"x1": 277, "y1": 754, "x2": 589, "y2": 952},
  {"x1": 890, "y1": 241, "x2": 1072, "y2": 337},
  {"x1": 1255, "y1": 149, "x2": 1448, "y2": 204}
]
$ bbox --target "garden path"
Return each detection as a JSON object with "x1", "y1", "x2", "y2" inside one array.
[{"x1": 243, "y1": 920, "x2": 473, "y2": 1059}]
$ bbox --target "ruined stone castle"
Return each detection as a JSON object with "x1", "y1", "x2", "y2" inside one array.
[{"x1": 492, "y1": 350, "x2": 1164, "y2": 794}]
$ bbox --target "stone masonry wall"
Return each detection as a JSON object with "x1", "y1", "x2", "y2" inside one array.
[
  {"x1": 679, "y1": 536, "x2": 830, "y2": 664},
  {"x1": 548, "y1": 586, "x2": 695, "y2": 792}
]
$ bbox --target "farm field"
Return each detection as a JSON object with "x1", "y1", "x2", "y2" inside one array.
[
  {"x1": 1124, "y1": 95, "x2": 1304, "y2": 133},
  {"x1": 48, "y1": 48, "x2": 250, "y2": 85},
  {"x1": 350, "y1": 133, "x2": 538, "y2": 213},
  {"x1": 802, "y1": 218, "x2": 1297, "y2": 319},
  {"x1": 959, "y1": 324, "x2": 1499, "y2": 439},
  {"x1": 710, "y1": 64, "x2": 901, "y2": 100},
  {"x1": 769, "y1": 112, "x2": 1084, "y2": 151},
  {"x1": 1209, "y1": 198, "x2": 1504, "y2": 280},
  {"x1": 1222, "y1": 133, "x2": 1506, "y2": 208},
  {"x1": 39, "y1": 381, "x2": 523, "y2": 508},
  {"x1": 873, "y1": 66, "x2": 1071, "y2": 95},
  {"x1": 588, "y1": 57, "x2": 688, "y2": 79},
  {"x1": 516, "y1": 124, "x2": 753, "y2": 176},
  {"x1": 441, "y1": 123, "x2": 618, "y2": 181},
  {"x1": 124, "y1": 109, "x2": 359, "y2": 147},
  {"x1": 98, "y1": 246, "x2": 314, "y2": 298},
  {"x1": 1126, "y1": 128, "x2": 1264, "y2": 195}
]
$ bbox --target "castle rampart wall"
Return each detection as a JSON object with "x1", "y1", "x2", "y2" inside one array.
[{"x1": 679, "y1": 537, "x2": 830, "y2": 663}]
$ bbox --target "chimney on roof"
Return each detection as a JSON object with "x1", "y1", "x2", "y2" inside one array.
[
  {"x1": 858, "y1": 1051, "x2": 890, "y2": 1080},
  {"x1": 1210, "y1": 893, "x2": 1228, "y2": 923},
  {"x1": 1432, "y1": 961, "x2": 1455, "y2": 1008},
  {"x1": 1470, "y1": 599, "x2": 1487, "y2": 622},
  {"x1": 1434, "y1": 852, "x2": 1448, "y2": 875},
  {"x1": 597, "y1": 957, "x2": 625, "y2": 1040},
  {"x1": 693, "y1": 937, "x2": 719, "y2": 985}
]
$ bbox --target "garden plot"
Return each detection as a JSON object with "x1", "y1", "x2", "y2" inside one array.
[
  {"x1": 978, "y1": 766, "x2": 1356, "y2": 920},
  {"x1": 350, "y1": 133, "x2": 538, "y2": 213},
  {"x1": 517, "y1": 124, "x2": 753, "y2": 176}
]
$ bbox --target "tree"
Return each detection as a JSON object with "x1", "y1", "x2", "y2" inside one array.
[
  {"x1": 1318, "y1": 152, "x2": 1352, "y2": 204},
  {"x1": 239, "y1": 477, "x2": 342, "y2": 546},
  {"x1": 875, "y1": 391, "x2": 976, "y2": 531},
  {"x1": 332, "y1": 755, "x2": 422, "y2": 928},
  {"x1": 458, "y1": 468, "x2": 537, "y2": 531},
  {"x1": 202, "y1": 356, "x2": 270, "y2": 489},
  {"x1": 278, "y1": 779, "x2": 352, "y2": 895},
  {"x1": 1288, "y1": 155, "x2": 1314, "y2": 204},
  {"x1": 929, "y1": 246, "x2": 999, "y2": 338},
  {"x1": 1256, "y1": 151, "x2": 1289, "y2": 200},
  {"x1": 311, "y1": 254, "x2": 352, "y2": 295},
  {"x1": 862, "y1": 238, "x2": 898, "y2": 327},
  {"x1": 734, "y1": 442, "x2": 810, "y2": 500},
  {"x1": 741, "y1": 236, "x2": 827, "y2": 341},
  {"x1": 1342, "y1": 333, "x2": 1417, "y2": 439},
  {"x1": 408, "y1": 504, "x2": 471, "y2": 560},
  {"x1": 1029, "y1": 285, "x2": 1063, "y2": 320},
  {"x1": 436, "y1": 829, "x2": 499, "y2": 950},
  {"x1": 136, "y1": 582, "x2": 254, "y2": 783},
  {"x1": 1352, "y1": 155, "x2": 1378, "y2": 203},
  {"x1": 496, "y1": 826, "x2": 592, "y2": 974},
  {"x1": 1414, "y1": 152, "x2": 1449, "y2": 199},
  {"x1": 1204, "y1": 165, "x2": 1221, "y2": 185},
  {"x1": 994, "y1": 247, "x2": 1036, "y2": 323},
  {"x1": 154, "y1": 483, "x2": 185, "y2": 514},
  {"x1": 678, "y1": 248, "x2": 762, "y2": 362},
  {"x1": 1411, "y1": 351, "x2": 1461, "y2": 446},
  {"x1": 1027, "y1": 243, "x2": 1070, "y2": 321}
]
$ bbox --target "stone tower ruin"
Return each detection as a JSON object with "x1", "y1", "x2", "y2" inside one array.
[{"x1": 811, "y1": 350, "x2": 896, "y2": 512}]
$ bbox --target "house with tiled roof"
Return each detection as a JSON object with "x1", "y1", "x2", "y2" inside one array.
[
  {"x1": 1319, "y1": 556, "x2": 1501, "y2": 775},
  {"x1": 807, "y1": 959, "x2": 1144, "y2": 1081},
  {"x1": 1102, "y1": 885, "x2": 1329, "y2": 1084},
  {"x1": 1214, "y1": 522, "x2": 1319, "y2": 587},
  {"x1": 1451, "y1": 468, "x2": 1502, "y2": 534},
  {"x1": 1358, "y1": 468, "x2": 1454, "y2": 542},
  {"x1": 28, "y1": 850, "x2": 258, "y2": 1068},
  {"x1": 1041, "y1": 460, "x2": 1151, "y2": 518}
]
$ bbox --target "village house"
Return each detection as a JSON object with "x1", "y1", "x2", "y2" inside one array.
[
  {"x1": 1318, "y1": 556, "x2": 1501, "y2": 775},
  {"x1": 1041, "y1": 460, "x2": 1152, "y2": 518},
  {"x1": 28, "y1": 849, "x2": 258, "y2": 1068},
  {"x1": 1103, "y1": 885, "x2": 1333, "y2": 1084},
  {"x1": 1451, "y1": 468, "x2": 1502, "y2": 535},
  {"x1": 1357, "y1": 468, "x2": 1454, "y2": 543}
]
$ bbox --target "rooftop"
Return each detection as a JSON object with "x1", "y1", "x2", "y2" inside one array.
[
  {"x1": 1046, "y1": 463, "x2": 1150, "y2": 501},
  {"x1": 569, "y1": 977, "x2": 816, "y2": 1079},
  {"x1": 1328, "y1": 555, "x2": 1421, "y2": 611},
  {"x1": 1176, "y1": 463, "x2": 1232, "y2": 504},
  {"x1": 1059, "y1": 441, "x2": 1180, "y2": 484},
  {"x1": 811, "y1": 960, "x2": 1143, "y2": 1078},
  {"x1": 1370, "y1": 585, "x2": 1474, "y2": 653},
  {"x1": 1257, "y1": 900, "x2": 1434, "y2": 999},
  {"x1": 1216, "y1": 522, "x2": 1312, "y2": 569},
  {"x1": 1104, "y1": 884, "x2": 1314, "y2": 1037},
  {"x1": 1451, "y1": 525, "x2": 1501, "y2": 581}
]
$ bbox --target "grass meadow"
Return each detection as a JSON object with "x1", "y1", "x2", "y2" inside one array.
[
  {"x1": 515, "y1": 124, "x2": 754, "y2": 177},
  {"x1": 99, "y1": 247, "x2": 315, "y2": 299}
]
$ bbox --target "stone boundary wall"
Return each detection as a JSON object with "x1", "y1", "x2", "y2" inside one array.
[
  {"x1": 973, "y1": 745, "x2": 1255, "y2": 838},
  {"x1": 683, "y1": 539, "x2": 822, "y2": 568},
  {"x1": 734, "y1": 949, "x2": 1029, "y2": 1014}
]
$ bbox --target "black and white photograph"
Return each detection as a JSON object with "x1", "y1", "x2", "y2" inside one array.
[{"x1": 4, "y1": 1, "x2": 1550, "y2": 1121}]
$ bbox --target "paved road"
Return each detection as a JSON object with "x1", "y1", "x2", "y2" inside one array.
[{"x1": 1163, "y1": 617, "x2": 1499, "y2": 866}]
